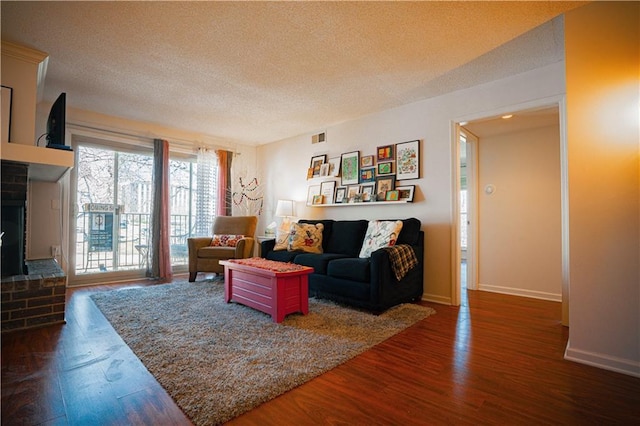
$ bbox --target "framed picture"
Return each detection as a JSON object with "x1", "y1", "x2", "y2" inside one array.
[
  {"x1": 377, "y1": 161, "x2": 394, "y2": 176},
  {"x1": 347, "y1": 185, "x2": 360, "y2": 200},
  {"x1": 359, "y1": 167, "x2": 375, "y2": 183},
  {"x1": 327, "y1": 156, "x2": 341, "y2": 177},
  {"x1": 396, "y1": 140, "x2": 420, "y2": 180},
  {"x1": 375, "y1": 176, "x2": 396, "y2": 200},
  {"x1": 377, "y1": 145, "x2": 394, "y2": 161},
  {"x1": 307, "y1": 185, "x2": 321, "y2": 205},
  {"x1": 310, "y1": 154, "x2": 327, "y2": 177},
  {"x1": 360, "y1": 155, "x2": 374, "y2": 168},
  {"x1": 386, "y1": 190, "x2": 400, "y2": 201},
  {"x1": 341, "y1": 151, "x2": 359, "y2": 185},
  {"x1": 319, "y1": 163, "x2": 330, "y2": 177},
  {"x1": 320, "y1": 180, "x2": 336, "y2": 204},
  {"x1": 396, "y1": 185, "x2": 415, "y2": 202},
  {"x1": 306, "y1": 168, "x2": 314, "y2": 179},
  {"x1": 312, "y1": 194, "x2": 324, "y2": 205},
  {"x1": 335, "y1": 186, "x2": 347, "y2": 203},
  {"x1": 361, "y1": 184, "x2": 375, "y2": 201}
]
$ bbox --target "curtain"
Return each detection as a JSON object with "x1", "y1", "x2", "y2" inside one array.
[
  {"x1": 195, "y1": 148, "x2": 216, "y2": 236},
  {"x1": 216, "y1": 150, "x2": 233, "y2": 216},
  {"x1": 150, "y1": 138, "x2": 172, "y2": 281}
]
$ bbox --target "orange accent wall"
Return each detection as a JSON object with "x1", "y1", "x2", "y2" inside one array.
[{"x1": 565, "y1": 1, "x2": 640, "y2": 375}]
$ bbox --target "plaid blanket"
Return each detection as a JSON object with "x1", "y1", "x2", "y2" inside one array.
[{"x1": 383, "y1": 244, "x2": 418, "y2": 281}]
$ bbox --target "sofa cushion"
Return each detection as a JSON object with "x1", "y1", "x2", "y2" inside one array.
[
  {"x1": 265, "y1": 249, "x2": 300, "y2": 263},
  {"x1": 325, "y1": 220, "x2": 368, "y2": 256},
  {"x1": 197, "y1": 246, "x2": 236, "y2": 258},
  {"x1": 289, "y1": 222, "x2": 324, "y2": 253},
  {"x1": 396, "y1": 217, "x2": 421, "y2": 246},
  {"x1": 359, "y1": 220, "x2": 404, "y2": 258},
  {"x1": 294, "y1": 253, "x2": 348, "y2": 275},
  {"x1": 327, "y1": 258, "x2": 370, "y2": 283},
  {"x1": 309, "y1": 274, "x2": 370, "y2": 301}
]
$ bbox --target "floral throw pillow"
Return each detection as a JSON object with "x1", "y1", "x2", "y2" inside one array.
[
  {"x1": 358, "y1": 220, "x2": 404, "y2": 258},
  {"x1": 288, "y1": 222, "x2": 324, "y2": 254},
  {"x1": 210, "y1": 234, "x2": 244, "y2": 247}
]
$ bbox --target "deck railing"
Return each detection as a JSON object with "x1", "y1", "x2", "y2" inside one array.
[{"x1": 75, "y1": 212, "x2": 191, "y2": 274}]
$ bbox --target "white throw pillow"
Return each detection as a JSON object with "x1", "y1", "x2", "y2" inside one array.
[
  {"x1": 273, "y1": 227, "x2": 290, "y2": 251},
  {"x1": 358, "y1": 220, "x2": 404, "y2": 258}
]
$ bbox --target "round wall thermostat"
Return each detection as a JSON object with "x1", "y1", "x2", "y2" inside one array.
[{"x1": 484, "y1": 184, "x2": 496, "y2": 195}]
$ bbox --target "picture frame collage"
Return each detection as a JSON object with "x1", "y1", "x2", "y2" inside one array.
[{"x1": 306, "y1": 140, "x2": 419, "y2": 205}]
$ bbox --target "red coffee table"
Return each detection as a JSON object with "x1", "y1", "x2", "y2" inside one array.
[{"x1": 220, "y1": 258, "x2": 313, "y2": 323}]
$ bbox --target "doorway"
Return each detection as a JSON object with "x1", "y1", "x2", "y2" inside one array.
[
  {"x1": 71, "y1": 144, "x2": 154, "y2": 281},
  {"x1": 453, "y1": 103, "x2": 566, "y2": 316}
]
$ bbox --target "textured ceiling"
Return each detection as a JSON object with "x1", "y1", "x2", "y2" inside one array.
[
  {"x1": 1, "y1": 1, "x2": 585, "y2": 145},
  {"x1": 464, "y1": 106, "x2": 560, "y2": 138}
]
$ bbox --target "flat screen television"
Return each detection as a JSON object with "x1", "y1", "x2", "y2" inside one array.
[{"x1": 46, "y1": 92, "x2": 72, "y2": 151}]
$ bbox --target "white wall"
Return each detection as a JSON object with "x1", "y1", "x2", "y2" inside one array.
[
  {"x1": 0, "y1": 42, "x2": 47, "y2": 145},
  {"x1": 478, "y1": 124, "x2": 562, "y2": 301},
  {"x1": 27, "y1": 181, "x2": 62, "y2": 260},
  {"x1": 257, "y1": 61, "x2": 566, "y2": 304},
  {"x1": 564, "y1": 2, "x2": 640, "y2": 377}
]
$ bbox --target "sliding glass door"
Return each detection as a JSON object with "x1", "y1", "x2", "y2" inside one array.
[
  {"x1": 72, "y1": 145, "x2": 153, "y2": 279},
  {"x1": 70, "y1": 142, "x2": 214, "y2": 285}
]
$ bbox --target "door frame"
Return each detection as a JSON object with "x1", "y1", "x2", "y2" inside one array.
[
  {"x1": 460, "y1": 128, "x2": 479, "y2": 291},
  {"x1": 449, "y1": 95, "x2": 570, "y2": 326},
  {"x1": 67, "y1": 130, "x2": 154, "y2": 286}
]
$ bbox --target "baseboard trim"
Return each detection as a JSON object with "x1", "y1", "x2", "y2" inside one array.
[
  {"x1": 478, "y1": 284, "x2": 562, "y2": 302},
  {"x1": 421, "y1": 293, "x2": 451, "y2": 305},
  {"x1": 564, "y1": 342, "x2": 640, "y2": 378}
]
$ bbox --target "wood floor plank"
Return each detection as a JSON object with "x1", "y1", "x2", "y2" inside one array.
[
  {"x1": 2, "y1": 277, "x2": 639, "y2": 425},
  {"x1": 119, "y1": 384, "x2": 194, "y2": 426},
  {"x1": 57, "y1": 360, "x2": 129, "y2": 425},
  {"x1": 1, "y1": 367, "x2": 65, "y2": 425}
]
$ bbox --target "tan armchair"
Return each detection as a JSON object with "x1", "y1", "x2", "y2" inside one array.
[{"x1": 188, "y1": 215, "x2": 258, "y2": 282}]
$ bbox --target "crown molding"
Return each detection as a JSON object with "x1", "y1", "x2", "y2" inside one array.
[
  {"x1": 1, "y1": 40, "x2": 48, "y2": 64},
  {"x1": 1, "y1": 41, "x2": 49, "y2": 102}
]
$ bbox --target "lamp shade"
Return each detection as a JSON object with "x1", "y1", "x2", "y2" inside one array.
[{"x1": 275, "y1": 199, "x2": 294, "y2": 217}]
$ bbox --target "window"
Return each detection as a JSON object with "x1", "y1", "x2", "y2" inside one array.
[
  {"x1": 70, "y1": 141, "x2": 218, "y2": 284},
  {"x1": 168, "y1": 155, "x2": 218, "y2": 268}
]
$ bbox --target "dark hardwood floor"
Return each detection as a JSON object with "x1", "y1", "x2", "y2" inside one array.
[{"x1": 2, "y1": 275, "x2": 639, "y2": 425}]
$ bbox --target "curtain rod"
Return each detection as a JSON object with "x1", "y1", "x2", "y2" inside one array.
[{"x1": 67, "y1": 121, "x2": 240, "y2": 155}]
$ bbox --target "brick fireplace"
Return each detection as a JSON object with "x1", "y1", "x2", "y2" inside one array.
[{"x1": 1, "y1": 161, "x2": 67, "y2": 332}]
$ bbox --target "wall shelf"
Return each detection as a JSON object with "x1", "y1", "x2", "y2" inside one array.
[
  {"x1": 307, "y1": 200, "x2": 409, "y2": 207},
  {"x1": 1, "y1": 141, "x2": 74, "y2": 182}
]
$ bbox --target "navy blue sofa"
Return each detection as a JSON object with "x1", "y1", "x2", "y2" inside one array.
[{"x1": 260, "y1": 218, "x2": 424, "y2": 312}]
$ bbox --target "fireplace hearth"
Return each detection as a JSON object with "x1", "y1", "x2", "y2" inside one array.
[
  {"x1": 1, "y1": 259, "x2": 67, "y2": 332},
  {"x1": 1, "y1": 161, "x2": 67, "y2": 332}
]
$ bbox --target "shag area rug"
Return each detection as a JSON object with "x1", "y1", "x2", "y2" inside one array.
[{"x1": 90, "y1": 279, "x2": 435, "y2": 425}]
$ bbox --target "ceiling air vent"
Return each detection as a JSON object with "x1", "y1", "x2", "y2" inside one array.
[{"x1": 311, "y1": 132, "x2": 326, "y2": 144}]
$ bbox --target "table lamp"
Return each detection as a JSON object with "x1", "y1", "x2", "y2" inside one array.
[{"x1": 275, "y1": 199, "x2": 294, "y2": 230}]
